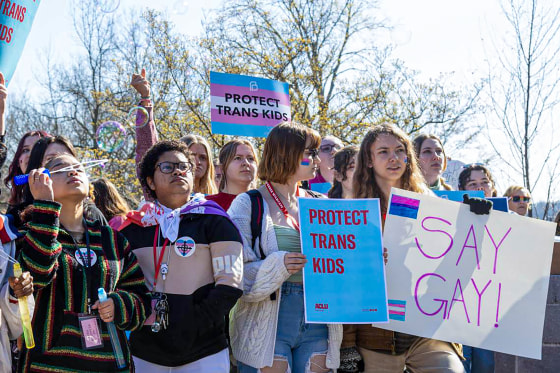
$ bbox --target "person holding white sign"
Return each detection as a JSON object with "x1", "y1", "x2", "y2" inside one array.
[
  {"x1": 413, "y1": 134, "x2": 452, "y2": 191},
  {"x1": 341, "y1": 123, "x2": 465, "y2": 373},
  {"x1": 228, "y1": 122, "x2": 342, "y2": 373}
]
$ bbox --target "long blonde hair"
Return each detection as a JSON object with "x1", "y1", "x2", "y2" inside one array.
[
  {"x1": 353, "y1": 123, "x2": 426, "y2": 213},
  {"x1": 180, "y1": 134, "x2": 217, "y2": 195}
]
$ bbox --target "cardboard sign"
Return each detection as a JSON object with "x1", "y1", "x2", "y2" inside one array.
[
  {"x1": 210, "y1": 71, "x2": 290, "y2": 137},
  {"x1": 378, "y1": 188, "x2": 555, "y2": 359},
  {"x1": 299, "y1": 198, "x2": 388, "y2": 323}
]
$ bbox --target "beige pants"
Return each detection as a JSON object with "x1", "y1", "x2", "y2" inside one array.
[{"x1": 358, "y1": 338, "x2": 465, "y2": 373}]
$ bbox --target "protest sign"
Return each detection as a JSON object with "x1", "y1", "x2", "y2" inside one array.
[
  {"x1": 210, "y1": 71, "x2": 290, "y2": 137},
  {"x1": 299, "y1": 198, "x2": 388, "y2": 323},
  {"x1": 0, "y1": 0, "x2": 41, "y2": 85},
  {"x1": 441, "y1": 159, "x2": 465, "y2": 190},
  {"x1": 378, "y1": 188, "x2": 556, "y2": 359},
  {"x1": 434, "y1": 190, "x2": 483, "y2": 201},
  {"x1": 433, "y1": 191, "x2": 509, "y2": 212}
]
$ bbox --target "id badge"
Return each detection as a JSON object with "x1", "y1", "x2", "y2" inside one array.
[{"x1": 78, "y1": 314, "x2": 104, "y2": 350}]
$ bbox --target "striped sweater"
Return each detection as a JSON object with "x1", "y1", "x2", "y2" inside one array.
[{"x1": 18, "y1": 200, "x2": 151, "y2": 372}]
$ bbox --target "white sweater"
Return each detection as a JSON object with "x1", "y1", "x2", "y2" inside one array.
[{"x1": 228, "y1": 192, "x2": 342, "y2": 369}]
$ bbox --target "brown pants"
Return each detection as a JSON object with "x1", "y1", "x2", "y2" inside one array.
[{"x1": 359, "y1": 338, "x2": 465, "y2": 373}]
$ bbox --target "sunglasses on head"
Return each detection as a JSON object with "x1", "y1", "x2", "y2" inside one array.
[{"x1": 510, "y1": 196, "x2": 531, "y2": 202}]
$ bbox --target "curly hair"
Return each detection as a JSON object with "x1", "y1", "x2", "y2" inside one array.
[
  {"x1": 328, "y1": 145, "x2": 358, "y2": 199},
  {"x1": 139, "y1": 140, "x2": 191, "y2": 200},
  {"x1": 353, "y1": 123, "x2": 426, "y2": 213}
]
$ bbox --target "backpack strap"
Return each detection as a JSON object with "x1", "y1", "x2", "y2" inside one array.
[{"x1": 246, "y1": 189, "x2": 265, "y2": 259}]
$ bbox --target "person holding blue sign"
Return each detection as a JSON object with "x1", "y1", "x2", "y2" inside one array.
[
  {"x1": 413, "y1": 134, "x2": 452, "y2": 191},
  {"x1": 228, "y1": 122, "x2": 342, "y2": 373},
  {"x1": 343, "y1": 123, "x2": 465, "y2": 373}
]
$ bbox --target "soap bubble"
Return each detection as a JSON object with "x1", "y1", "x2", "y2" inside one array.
[
  {"x1": 172, "y1": 0, "x2": 189, "y2": 15},
  {"x1": 127, "y1": 106, "x2": 149, "y2": 129},
  {"x1": 98, "y1": 0, "x2": 120, "y2": 13},
  {"x1": 96, "y1": 121, "x2": 127, "y2": 152}
]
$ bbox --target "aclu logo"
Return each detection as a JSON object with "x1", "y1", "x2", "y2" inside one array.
[{"x1": 315, "y1": 303, "x2": 329, "y2": 311}]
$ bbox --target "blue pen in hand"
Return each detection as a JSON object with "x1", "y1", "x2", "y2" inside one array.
[{"x1": 98, "y1": 288, "x2": 126, "y2": 369}]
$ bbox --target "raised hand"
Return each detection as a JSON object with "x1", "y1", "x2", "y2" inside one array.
[{"x1": 130, "y1": 68, "x2": 150, "y2": 98}]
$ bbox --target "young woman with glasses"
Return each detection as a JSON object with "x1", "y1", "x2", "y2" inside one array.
[
  {"x1": 119, "y1": 140, "x2": 243, "y2": 372},
  {"x1": 228, "y1": 122, "x2": 342, "y2": 372}
]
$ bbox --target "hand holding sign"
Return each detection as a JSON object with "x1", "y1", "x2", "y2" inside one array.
[{"x1": 284, "y1": 252, "x2": 307, "y2": 274}]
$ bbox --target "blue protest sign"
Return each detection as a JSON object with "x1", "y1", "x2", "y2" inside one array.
[
  {"x1": 299, "y1": 198, "x2": 388, "y2": 323},
  {"x1": 210, "y1": 71, "x2": 291, "y2": 137},
  {"x1": 433, "y1": 191, "x2": 509, "y2": 212},
  {"x1": 487, "y1": 197, "x2": 509, "y2": 212},
  {"x1": 433, "y1": 190, "x2": 484, "y2": 201},
  {"x1": 0, "y1": 0, "x2": 41, "y2": 85}
]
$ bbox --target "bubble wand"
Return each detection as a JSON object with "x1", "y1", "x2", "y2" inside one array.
[
  {"x1": 12, "y1": 262, "x2": 35, "y2": 349},
  {"x1": 13, "y1": 159, "x2": 109, "y2": 186},
  {"x1": 98, "y1": 288, "x2": 126, "y2": 369}
]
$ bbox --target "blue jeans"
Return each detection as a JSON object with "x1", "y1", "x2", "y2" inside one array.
[
  {"x1": 462, "y1": 346, "x2": 495, "y2": 373},
  {"x1": 238, "y1": 282, "x2": 329, "y2": 373}
]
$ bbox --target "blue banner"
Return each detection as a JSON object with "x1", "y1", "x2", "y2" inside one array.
[
  {"x1": 0, "y1": 0, "x2": 41, "y2": 85},
  {"x1": 433, "y1": 191, "x2": 509, "y2": 212},
  {"x1": 299, "y1": 198, "x2": 388, "y2": 323}
]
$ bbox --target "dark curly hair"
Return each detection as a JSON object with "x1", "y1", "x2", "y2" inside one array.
[{"x1": 139, "y1": 140, "x2": 192, "y2": 199}]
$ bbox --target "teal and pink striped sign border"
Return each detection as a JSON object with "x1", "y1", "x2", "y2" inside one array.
[{"x1": 210, "y1": 71, "x2": 291, "y2": 137}]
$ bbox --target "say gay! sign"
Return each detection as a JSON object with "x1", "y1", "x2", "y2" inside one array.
[{"x1": 210, "y1": 71, "x2": 290, "y2": 137}]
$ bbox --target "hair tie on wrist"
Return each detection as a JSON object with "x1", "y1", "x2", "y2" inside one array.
[{"x1": 141, "y1": 96, "x2": 151, "y2": 100}]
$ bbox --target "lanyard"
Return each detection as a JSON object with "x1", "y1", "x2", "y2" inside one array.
[
  {"x1": 74, "y1": 218, "x2": 93, "y2": 313},
  {"x1": 265, "y1": 182, "x2": 301, "y2": 232},
  {"x1": 152, "y1": 225, "x2": 169, "y2": 290}
]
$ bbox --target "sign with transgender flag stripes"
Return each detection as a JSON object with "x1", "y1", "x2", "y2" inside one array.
[
  {"x1": 210, "y1": 72, "x2": 290, "y2": 137},
  {"x1": 388, "y1": 299, "x2": 406, "y2": 321}
]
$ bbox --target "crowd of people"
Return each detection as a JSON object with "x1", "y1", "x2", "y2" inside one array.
[{"x1": 0, "y1": 68, "x2": 554, "y2": 373}]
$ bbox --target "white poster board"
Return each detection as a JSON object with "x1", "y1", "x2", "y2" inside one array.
[{"x1": 377, "y1": 188, "x2": 556, "y2": 359}]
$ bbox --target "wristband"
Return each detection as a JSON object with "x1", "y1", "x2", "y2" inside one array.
[{"x1": 140, "y1": 96, "x2": 151, "y2": 100}]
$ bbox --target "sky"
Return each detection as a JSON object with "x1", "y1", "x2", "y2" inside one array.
[{"x1": 8, "y1": 0, "x2": 559, "y2": 207}]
